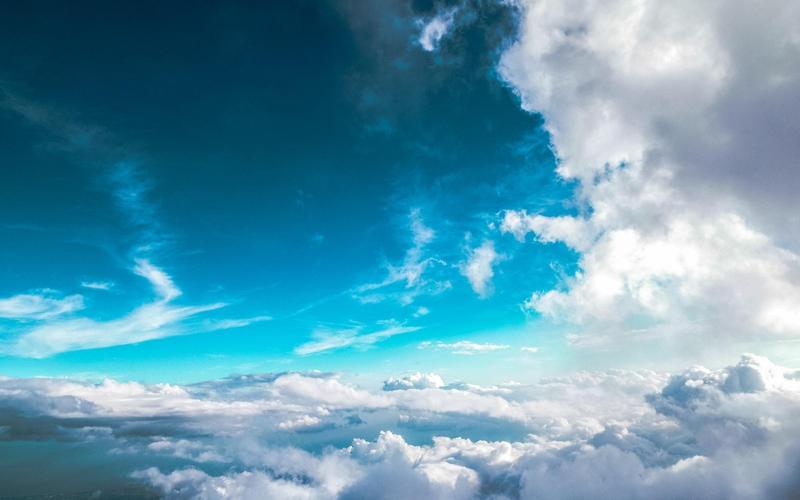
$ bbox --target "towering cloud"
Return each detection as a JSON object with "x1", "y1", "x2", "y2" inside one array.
[{"x1": 498, "y1": 0, "x2": 800, "y2": 345}]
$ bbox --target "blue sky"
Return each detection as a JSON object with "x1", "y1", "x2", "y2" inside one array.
[
  {"x1": 0, "y1": 0, "x2": 582, "y2": 383},
  {"x1": 2, "y1": 1, "x2": 798, "y2": 387},
  {"x1": 3, "y1": 1, "x2": 800, "y2": 498}
]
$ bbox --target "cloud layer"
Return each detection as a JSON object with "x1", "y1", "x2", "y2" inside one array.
[{"x1": 3, "y1": 355, "x2": 800, "y2": 498}]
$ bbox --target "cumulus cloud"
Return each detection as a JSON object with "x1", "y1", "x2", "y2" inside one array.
[
  {"x1": 4, "y1": 355, "x2": 800, "y2": 498},
  {"x1": 417, "y1": 8, "x2": 457, "y2": 52},
  {"x1": 383, "y1": 372, "x2": 445, "y2": 391},
  {"x1": 501, "y1": 210, "x2": 594, "y2": 252},
  {"x1": 498, "y1": 0, "x2": 800, "y2": 344},
  {"x1": 461, "y1": 240, "x2": 500, "y2": 298},
  {"x1": 418, "y1": 340, "x2": 510, "y2": 355}
]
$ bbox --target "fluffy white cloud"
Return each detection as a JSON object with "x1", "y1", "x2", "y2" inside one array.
[
  {"x1": 460, "y1": 240, "x2": 499, "y2": 298},
  {"x1": 146, "y1": 356, "x2": 800, "y2": 499},
  {"x1": 498, "y1": 0, "x2": 800, "y2": 344},
  {"x1": 5, "y1": 355, "x2": 796, "y2": 498},
  {"x1": 383, "y1": 372, "x2": 445, "y2": 391}
]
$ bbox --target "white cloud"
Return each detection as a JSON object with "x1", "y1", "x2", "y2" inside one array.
[
  {"x1": 501, "y1": 210, "x2": 594, "y2": 252},
  {"x1": 353, "y1": 209, "x2": 450, "y2": 305},
  {"x1": 383, "y1": 372, "x2": 445, "y2": 391},
  {"x1": 294, "y1": 322, "x2": 421, "y2": 356},
  {"x1": 461, "y1": 240, "x2": 500, "y2": 298},
  {"x1": 0, "y1": 292, "x2": 84, "y2": 320},
  {"x1": 80, "y1": 281, "x2": 114, "y2": 291},
  {"x1": 6, "y1": 355, "x2": 800, "y2": 499},
  {"x1": 414, "y1": 306, "x2": 430, "y2": 317},
  {"x1": 417, "y1": 8, "x2": 457, "y2": 52},
  {"x1": 4, "y1": 259, "x2": 224, "y2": 358},
  {"x1": 276, "y1": 414, "x2": 325, "y2": 432},
  {"x1": 201, "y1": 315, "x2": 272, "y2": 331},
  {"x1": 520, "y1": 346, "x2": 539, "y2": 353},
  {"x1": 133, "y1": 258, "x2": 181, "y2": 301},
  {"x1": 498, "y1": 0, "x2": 800, "y2": 345},
  {"x1": 419, "y1": 340, "x2": 510, "y2": 355},
  {"x1": 146, "y1": 439, "x2": 226, "y2": 463}
]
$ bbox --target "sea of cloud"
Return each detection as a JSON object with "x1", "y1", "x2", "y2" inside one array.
[{"x1": 2, "y1": 354, "x2": 800, "y2": 498}]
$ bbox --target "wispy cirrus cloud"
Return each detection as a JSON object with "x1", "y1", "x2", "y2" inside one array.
[
  {"x1": 295, "y1": 321, "x2": 421, "y2": 356},
  {"x1": 418, "y1": 340, "x2": 510, "y2": 355},
  {"x1": 80, "y1": 281, "x2": 114, "y2": 291},
  {"x1": 0, "y1": 292, "x2": 84, "y2": 320},
  {"x1": 0, "y1": 91, "x2": 264, "y2": 357},
  {"x1": 353, "y1": 208, "x2": 450, "y2": 306},
  {"x1": 0, "y1": 87, "x2": 165, "y2": 258},
  {"x1": 4, "y1": 259, "x2": 225, "y2": 358}
]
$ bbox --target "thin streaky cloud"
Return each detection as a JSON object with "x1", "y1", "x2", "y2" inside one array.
[{"x1": 80, "y1": 281, "x2": 114, "y2": 291}]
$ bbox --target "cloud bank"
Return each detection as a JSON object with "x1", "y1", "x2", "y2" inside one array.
[{"x1": 3, "y1": 355, "x2": 800, "y2": 498}]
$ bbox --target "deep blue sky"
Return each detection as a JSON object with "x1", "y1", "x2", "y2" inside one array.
[{"x1": 0, "y1": 0, "x2": 579, "y2": 383}]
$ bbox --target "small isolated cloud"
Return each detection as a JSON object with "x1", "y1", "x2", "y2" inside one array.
[
  {"x1": 0, "y1": 292, "x2": 84, "y2": 320},
  {"x1": 419, "y1": 340, "x2": 510, "y2": 355},
  {"x1": 295, "y1": 321, "x2": 421, "y2": 356},
  {"x1": 521, "y1": 346, "x2": 539, "y2": 353},
  {"x1": 461, "y1": 240, "x2": 500, "y2": 298},
  {"x1": 80, "y1": 281, "x2": 114, "y2": 291},
  {"x1": 417, "y1": 8, "x2": 457, "y2": 52}
]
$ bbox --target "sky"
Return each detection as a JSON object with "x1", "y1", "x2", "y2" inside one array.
[
  {"x1": 2, "y1": 0, "x2": 800, "y2": 498},
  {"x1": 0, "y1": 0, "x2": 579, "y2": 384}
]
